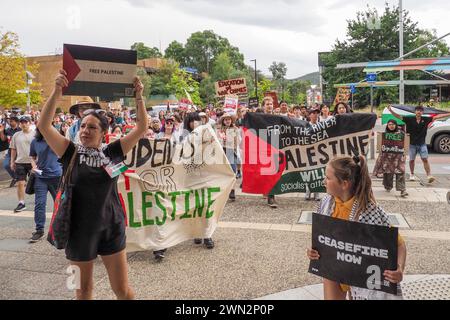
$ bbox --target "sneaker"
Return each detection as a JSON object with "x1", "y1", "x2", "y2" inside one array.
[
  {"x1": 400, "y1": 190, "x2": 409, "y2": 198},
  {"x1": 268, "y1": 196, "x2": 278, "y2": 208},
  {"x1": 409, "y1": 175, "x2": 416, "y2": 181},
  {"x1": 236, "y1": 172, "x2": 242, "y2": 179},
  {"x1": 229, "y1": 190, "x2": 236, "y2": 201},
  {"x1": 385, "y1": 188, "x2": 392, "y2": 193},
  {"x1": 427, "y1": 176, "x2": 435, "y2": 183},
  {"x1": 153, "y1": 250, "x2": 165, "y2": 261},
  {"x1": 29, "y1": 230, "x2": 44, "y2": 243},
  {"x1": 9, "y1": 179, "x2": 17, "y2": 188},
  {"x1": 204, "y1": 238, "x2": 214, "y2": 249},
  {"x1": 13, "y1": 203, "x2": 26, "y2": 213},
  {"x1": 194, "y1": 238, "x2": 202, "y2": 245}
]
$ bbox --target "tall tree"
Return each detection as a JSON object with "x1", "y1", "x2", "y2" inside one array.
[
  {"x1": 269, "y1": 61, "x2": 287, "y2": 99},
  {"x1": 184, "y1": 30, "x2": 245, "y2": 74},
  {"x1": 165, "y1": 40, "x2": 187, "y2": 66},
  {"x1": 322, "y1": 4, "x2": 450, "y2": 107},
  {"x1": 0, "y1": 30, "x2": 41, "y2": 108},
  {"x1": 131, "y1": 42, "x2": 162, "y2": 59}
]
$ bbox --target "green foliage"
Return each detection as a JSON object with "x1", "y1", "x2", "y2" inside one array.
[
  {"x1": 131, "y1": 42, "x2": 162, "y2": 59},
  {"x1": 165, "y1": 41, "x2": 187, "y2": 66},
  {"x1": 0, "y1": 29, "x2": 41, "y2": 108},
  {"x1": 322, "y1": 4, "x2": 450, "y2": 107}
]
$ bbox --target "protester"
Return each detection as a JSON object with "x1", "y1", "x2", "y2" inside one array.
[
  {"x1": 156, "y1": 115, "x2": 176, "y2": 142},
  {"x1": 0, "y1": 115, "x2": 21, "y2": 187},
  {"x1": 111, "y1": 125, "x2": 123, "y2": 138},
  {"x1": 372, "y1": 119, "x2": 408, "y2": 197},
  {"x1": 10, "y1": 116, "x2": 35, "y2": 212},
  {"x1": 307, "y1": 155, "x2": 407, "y2": 300},
  {"x1": 218, "y1": 113, "x2": 239, "y2": 201},
  {"x1": 305, "y1": 106, "x2": 320, "y2": 201},
  {"x1": 106, "y1": 112, "x2": 116, "y2": 133},
  {"x1": 279, "y1": 101, "x2": 289, "y2": 117},
  {"x1": 292, "y1": 105, "x2": 305, "y2": 120},
  {"x1": 199, "y1": 111, "x2": 216, "y2": 128},
  {"x1": 333, "y1": 102, "x2": 352, "y2": 115},
  {"x1": 300, "y1": 105, "x2": 309, "y2": 120},
  {"x1": 388, "y1": 105, "x2": 450, "y2": 183},
  {"x1": 38, "y1": 69, "x2": 147, "y2": 300},
  {"x1": 319, "y1": 104, "x2": 333, "y2": 121},
  {"x1": 29, "y1": 127, "x2": 62, "y2": 242},
  {"x1": 262, "y1": 96, "x2": 278, "y2": 208},
  {"x1": 66, "y1": 99, "x2": 102, "y2": 143},
  {"x1": 59, "y1": 121, "x2": 70, "y2": 137}
]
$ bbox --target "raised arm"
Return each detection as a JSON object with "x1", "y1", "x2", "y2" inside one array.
[
  {"x1": 119, "y1": 77, "x2": 148, "y2": 155},
  {"x1": 37, "y1": 70, "x2": 70, "y2": 157},
  {"x1": 433, "y1": 112, "x2": 450, "y2": 120},
  {"x1": 387, "y1": 105, "x2": 403, "y2": 121}
]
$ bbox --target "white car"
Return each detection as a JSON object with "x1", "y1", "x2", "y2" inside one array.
[{"x1": 425, "y1": 117, "x2": 450, "y2": 154}]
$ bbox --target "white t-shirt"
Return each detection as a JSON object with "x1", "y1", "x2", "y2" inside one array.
[{"x1": 10, "y1": 130, "x2": 35, "y2": 164}]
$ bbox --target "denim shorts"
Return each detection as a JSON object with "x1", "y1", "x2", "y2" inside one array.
[{"x1": 409, "y1": 144, "x2": 428, "y2": 160}]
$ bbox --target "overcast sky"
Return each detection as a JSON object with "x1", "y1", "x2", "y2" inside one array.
[{"x1": 1, "y1": 0, "x2": 449, "y2": 78}]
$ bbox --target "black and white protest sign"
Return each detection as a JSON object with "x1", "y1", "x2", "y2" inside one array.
[
  {"x1": 308, "y1": 213, "x2": 399, "y2": 295},
  {"x1": 63, "y1": 44, "x2": 137, "y2": 98}
]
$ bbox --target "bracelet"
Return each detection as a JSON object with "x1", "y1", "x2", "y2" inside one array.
[{"x1": 136, "y1": 97, "x2": 144, "y2": 102}]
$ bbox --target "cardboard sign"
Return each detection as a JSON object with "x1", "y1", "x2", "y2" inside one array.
[
  {"x1": 308, "y1": 213, "x2": 398, "y2": 295},
  {"x1": 224, "y1": 95, "x2": 239, "y2": 115},
  {"x1": 333, "y1": 88, "x2": 351, "y2": 105},
  {"x1": 215, "y1": 78, "x2": 248, "y2": 97},
  {"x1": 381, "y1": 132, "x2": 405, "y2": 154},
  {"x1": 248, "y1": 97, "x2": 259, "y2": 109},
  {"x1": 63, "y1": 44, "x2": 137, "y2": 98}
]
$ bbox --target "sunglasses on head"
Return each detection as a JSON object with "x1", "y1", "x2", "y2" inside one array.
[{"x1": 83, "y1": 109, "x2": 106, "y2": 116}]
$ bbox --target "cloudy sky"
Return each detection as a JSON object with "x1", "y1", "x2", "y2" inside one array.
[{"x1": 1, "y1": 0, "x2": 449, "y2": 78}]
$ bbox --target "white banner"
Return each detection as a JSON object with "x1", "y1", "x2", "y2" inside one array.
[{"x1": 118, "y1": 125, "x2": 236, "y2": 252}]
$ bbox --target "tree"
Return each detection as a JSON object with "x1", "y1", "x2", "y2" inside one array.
[
  {"x1": 164, "y1": 41, "x2": 187, "y2": 66},
  {"x1": 322, "y1": 4, "x2": 450, "y2": 107},
  {"x1": 131, "y1": 42, "x2": 162, "y2": 59},
  {"x1": 199, "y1": 52, "x2": 252, "y2": 103},
  {"x1": 286, "y1": 80, "x2": 311, "y2": 104},
  {"x1": 269, "y1": 61, "x2": 287, "y2": 99},
  {"x1": 0, "y1": 29, "x2": 41, "y2": 108},
  {"x1": 184, "y1": 30, "x2": 245, "y2": 74},
  {"x1": 147, "y1": 60, "x2": 201, "y2": 105}
]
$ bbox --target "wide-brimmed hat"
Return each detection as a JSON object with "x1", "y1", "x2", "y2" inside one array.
[
  {"x1": 220, "y1": 112, "x2": 233, "y2": 123},
  {"x1": 69, "y1": 98, "x2": 101, "y2": 116}
]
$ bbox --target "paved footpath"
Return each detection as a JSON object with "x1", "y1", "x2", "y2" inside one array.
[{"x1": 1, "y1": 172, "x2": 449, "y2": 300}]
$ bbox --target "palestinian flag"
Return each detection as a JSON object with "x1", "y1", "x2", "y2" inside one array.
[
  {"x1": 63, "y1": 44, "x2": 137, "y2": 98},
  {"x1": 382, "y1": 104, "x2": 449, "y2": 125},
  {"x1": 242, "y1": 113, "x2": 377, "y2": 195}
]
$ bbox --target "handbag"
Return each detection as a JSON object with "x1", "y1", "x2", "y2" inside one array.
[
  {"x1": 47, "y1": 150, "x2": 77, "y2": 250},
  {"x1": 25, "y1": 172, "x2": 36, "y2": 195}
]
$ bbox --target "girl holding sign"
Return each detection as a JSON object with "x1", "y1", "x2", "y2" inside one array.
[
  {"x1": 373, "y1": 119, "x2": 408, "y2": 198},
  {"x1": 38, "y1": 70, "x2": 148, "y2": 300},
  {"x1": 306, "y1": 155, "x2": 407, "y2": 300}
]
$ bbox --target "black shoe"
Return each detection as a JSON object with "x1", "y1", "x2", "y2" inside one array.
[
  {"x1": 268, "y1": 196, "x2": 278, "y2": 208},
  {"x1": 30, "y1": 230, "x2": 44, "y2": 243},
  {"x1": 194, "y1": 238, "x2": 202, "y2": 244},
  {"x1": 9, "y1": 179, "x2": 17, "y2": 188},
  {"x1": 13, "y1": 203, "x2": 26, "y2": 213},
  {"x1": 229, "y1": 190, "x2": 236, "y2": 201},
  {"x1": 204, "y1": 238, "x2": 214, "y2": 249},
  {"x1": 153, "y1": 250, "x2": 165, "y2": 261},
  {"x1": 236, "y1": 172, "x2": 242, "y2": 179}
]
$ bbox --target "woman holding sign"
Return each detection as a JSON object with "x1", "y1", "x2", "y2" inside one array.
[
  {"x1": 38, "y1": 70, "x2": 148, "y2": 300},
  {"x1": 306, "y1": 155, "x2": 407, "y2": 300},
  {"x1": 373, "y1": 119, "x2": 408, "y2": 198}
]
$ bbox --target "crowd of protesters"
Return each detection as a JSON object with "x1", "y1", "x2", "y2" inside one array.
[{"x1": 2, "y1": 79, "x2": 449, "y2": 301}]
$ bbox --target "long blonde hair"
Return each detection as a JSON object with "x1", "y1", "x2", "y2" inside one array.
[{"x1": 329, "y1": 155, "x2": 375, "y2": 220}]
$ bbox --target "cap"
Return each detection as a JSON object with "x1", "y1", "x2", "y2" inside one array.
[
  {"x1": 198, "y1": 112, "x2": 207, "y2": 117},
  {"x1": 19, "y1": 115, "x2": 32, "y2": 123}
]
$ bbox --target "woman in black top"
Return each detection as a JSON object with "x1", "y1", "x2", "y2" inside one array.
[{"x1": 38, "y1": 69, "x2": 148, "y2": 300}]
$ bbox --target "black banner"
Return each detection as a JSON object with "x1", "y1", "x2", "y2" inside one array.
[{"x1": 308, "y1": 213, "x2": 398, "y2": 295}]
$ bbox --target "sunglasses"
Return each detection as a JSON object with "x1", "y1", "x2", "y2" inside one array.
[{"x1": 83, "y1": 109, "x2": 107, "y2": 116}]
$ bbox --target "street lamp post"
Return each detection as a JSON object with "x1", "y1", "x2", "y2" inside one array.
[{"x1": 250, "y1": 59, "x2": 257, "y2": 99}]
